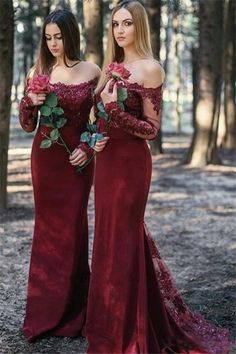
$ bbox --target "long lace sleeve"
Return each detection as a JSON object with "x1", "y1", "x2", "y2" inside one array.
[
  {"x1": 76, "y1": 92, "x2": 97, "y2": 159},
  {"x1": 19, "y1": 94, "x2": 38, "y2": 132},
  {"x1": 77, "y1": 142, "x2": 94, "y2": 159},
  {"x1": 104, "y1": 84, "x2": 163, "y2": 140}
]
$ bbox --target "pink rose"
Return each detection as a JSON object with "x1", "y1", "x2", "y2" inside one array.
[
  {"x1": 28, "y1": 74, "x2": 53, "y2": 93},
  {"x1": 106, "y1": 62, "x2": 131, "y2": 80}
]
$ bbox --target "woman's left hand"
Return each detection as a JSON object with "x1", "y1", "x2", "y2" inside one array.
[
  {"x1": 69, "y1": 148, "x2": 88, "y2": 166},
  {"x1": 101, "y1": 79, "x2": 117, "y2": 106}
]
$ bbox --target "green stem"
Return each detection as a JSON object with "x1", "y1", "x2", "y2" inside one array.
[
  {"x1": 76, "y1": 152, "x2": 96, "y2": 173},
  {"x1": 58, "y1": 134, "x2": 71, "y2": 154}
]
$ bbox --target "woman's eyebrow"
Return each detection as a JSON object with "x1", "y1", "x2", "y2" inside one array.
[
  {"x1": 45, "y1": 32, "x2": 61, "y2": 36},
  {"x1": 112, "y1": 18, "x2": 133, "y2": 22}
]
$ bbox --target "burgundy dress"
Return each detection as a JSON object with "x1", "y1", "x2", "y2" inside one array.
[
  {"x1": 85, "y1": 82, "x2": 234, "y2": 353},
  {"x1": 19, "y1": 79, "x2": 96, "y2": 342}
]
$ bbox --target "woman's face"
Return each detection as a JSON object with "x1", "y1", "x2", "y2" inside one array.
[
  {"x1": 45, "y1": 23, "x2": 64, "y2": 58},
  {"x1": 112, "y1": 8, "x2": 135, "y2": 49}
]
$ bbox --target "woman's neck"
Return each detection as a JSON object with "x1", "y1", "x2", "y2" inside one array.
[
  {"x1": 122, "y1": 47, "x2": 143, "y2": 65},
  {"x1": 53, "y1": 56, "x2": 79, "y2": 69}
]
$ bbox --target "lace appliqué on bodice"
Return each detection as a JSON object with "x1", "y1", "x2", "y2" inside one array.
[
  {"x1": 96, "y1": 82, "x2": 163, "y2": 140},
  {"x1": 19, "y1": 79, "x2": 97, "y2": 158},
  {"x1": 144, "y1": 224, "x2": 235, "y2": 354}
]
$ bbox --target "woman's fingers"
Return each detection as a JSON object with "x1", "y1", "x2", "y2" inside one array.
[
  {"x1": 94, "y1": 137, "x2": 109, "y2": 152},
  {"x1": 103, "y1": 79, "x2": 114, "y2": 93},
  {"x1": 71, "y1": 156, "x2": 87, "y2": 166},
  {"x1": 28, "y1": 92, "x2": 46, "y2": 105},
  {"x1": 101, "y1": 79, "x2": 117, "y2": 105},
  {"x1": 69, "y1": 149, "x2": 88, "y2": 166},
  {"x1": 38, "y1": 93, "x2": 46, "y2": 100}
]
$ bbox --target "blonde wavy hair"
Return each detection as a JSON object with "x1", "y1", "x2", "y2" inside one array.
[{"x1": 96, "y1": 0, "x2": 153, "y2": 93}]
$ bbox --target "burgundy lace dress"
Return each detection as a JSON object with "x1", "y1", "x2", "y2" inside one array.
[
  {"x1": 85, "y1": 82, "x2": 234, "y2": 353},
  {"x1": 19, "y1": 79, "x2": 96, "y2": 342}
]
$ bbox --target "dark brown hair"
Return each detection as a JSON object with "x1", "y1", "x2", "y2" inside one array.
[{"x1": 31, "y1": 9, "x2": 80, "y2": 76}]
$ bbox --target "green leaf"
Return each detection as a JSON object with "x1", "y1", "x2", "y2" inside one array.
[
  {"x1": 80, "y1": 131, "x2": 92, "y2": 143},
  {"x1": 40, "y1": 105, "x2": 52, "y2": 116},
  {"x1": 96, "y1": 133, "x2": 105, "y2": 141},
  {"x1": 118, "y1": 101, "x2": 125, "y2": 110},
  {"x1": 40, "y1": 116, "x2": 54, "y2": 127},
  {"x1": 52, "y1": 107, "x2": 64, "y2": 116},
  {"x1": 40, "y1": 139, "x2": 52, "y2": 148},
  {"x1": 97, "y1": 101, "x2": 106, "y2": 113},
  {"x1": 98, "y1": 110, "x2": 109, "y2": 120},
  {"x1": 87, "y1": 123, "x2": 97, "y2": 133},
  {"x1": 97, "y1": 101, "x2": 109, "y2": 120},
  {"x1": 50, "y1": 129, "x2": 59, "y2": 141},
  {"x1": 45, "y1": 92, "x2": 57, "y2": 107},
  {"x1": 117, "y1": 87, "x2": 127, "y2": 102},
  {"x1": 90, "y1": 135, "x2": 96, "y2": 147},
  {"x1": 56, "y1": 118, "x2": 67, "y2": 128}
]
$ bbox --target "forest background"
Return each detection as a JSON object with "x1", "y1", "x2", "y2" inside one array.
[{"x1": 0, "y1": 0, "x2": 235, "y2": 353}]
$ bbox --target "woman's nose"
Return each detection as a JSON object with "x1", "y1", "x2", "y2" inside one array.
[
  {"x1": 117, "y1": 24, "x2": 124, "y2": 33},
  {"x1": 51, "y1": 38, "x2": 57, "y2": 46}
]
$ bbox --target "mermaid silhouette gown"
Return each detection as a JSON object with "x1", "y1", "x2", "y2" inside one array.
[
  {"x1": 19, "y1": 79, "x2": 97, "y2": 342},
  {"x1": 85, "y1": 81, "x2": 234, "y2": 353}
]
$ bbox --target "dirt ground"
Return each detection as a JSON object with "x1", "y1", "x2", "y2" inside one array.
[{"x1": 0, "y1": 118, "x2": 236, "y2": 354}]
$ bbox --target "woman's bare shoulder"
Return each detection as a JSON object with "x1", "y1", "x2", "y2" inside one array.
[
  {"x1": 78, "y1": 61, "x2": 101, "y2": 79},
  {"x1": 141, "y1": 59, "x2": 165, "y2": 88}
]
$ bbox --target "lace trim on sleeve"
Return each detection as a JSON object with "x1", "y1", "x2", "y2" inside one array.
[
  {"x1": 130, "y1": 82, "x2": 163, "y2": 115},
  {"x1": 77, "y1": 142, "x2": 94, "y2": 160},
  {"x1": 19, "y1": 95, "x2": 38, "y2": 132},
  {"x1": 104, "y1": 101, "x2": 157, "y2": 139}
]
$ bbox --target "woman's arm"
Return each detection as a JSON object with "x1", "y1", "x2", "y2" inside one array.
[
  {"x1": 102, "y1": 62, "x2": 164, "y2": 140},
  {"x1": 19, "y1": 95, "x2": 39, "y2": 133}
]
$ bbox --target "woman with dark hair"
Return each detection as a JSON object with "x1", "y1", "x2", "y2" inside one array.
[
  {"x1": 19, "y1": 9, "x2": 106, "y2": 342},
  {"x1": 85, "y1": 1, "x2": 234, "y2": 353}
]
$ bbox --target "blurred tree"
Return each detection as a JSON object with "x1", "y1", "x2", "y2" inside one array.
[
  {"x1": 41, "y1": 0, "x2": 51, "y2": 17},
  {"x1": 163, "y1": 0, "x2": 172, "y2": 78},
  {"x1": 83, "y1": 0, "x2": 103, "y2": 66},
  {"x1": 185, "y1": 0, "x2": 223, "y2": 166},
  {"x1": 146, "y1": 0, "x2": 163, "y2": 154},
  {"x1": 172, "y1": 0, "x2": 181, "y2": 133},
  {"x1": 0, "y1": 0, "x2": 14, "y2": 209},
  {"x1": 222, "y1": 0, "x2": 236, "y2": 149},
  {"x1": 15, "y1": 1, "x2": 40, "y2": 80}
]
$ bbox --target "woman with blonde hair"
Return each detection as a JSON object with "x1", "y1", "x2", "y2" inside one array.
[{"x1": 85, "y1": 1, "x2": 234, "y2": 353}]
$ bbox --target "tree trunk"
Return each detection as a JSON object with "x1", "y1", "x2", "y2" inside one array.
[
  {"x1": 191, "y1": 46, "x2": 198, "y2": 129},
  {"x1": 22, "y1": 0, "x2": 35, "y2": 76},
  {"x1": 41, "y1": 0, "x2": 52, "y2": 18},
  {"x1": 222, "y1": 0, "x2": 236, "y2": 149},
  {"x1": 173, "y1": 0, "x2": 181, "y2": 133},
  {"x1": 185, "y1": 0, "x2": 223, "y2": 166},
  {"x1": 163, "y1": 0, "x2": 173, "y2": 77},
  {"x1": 83, "y1": 0, "x2": 103, "y2": 67},
  {"x1": 146, "y1": 0, "x2": 163, "y2": 154},
  {"x1": 0, "y1": 0, "x2": 14, "y2": 209}
]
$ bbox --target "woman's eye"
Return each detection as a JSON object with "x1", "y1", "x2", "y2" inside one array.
[
  {"x1": 125, "y1": 21, "x2": 133, "y2": 26},
  {"x1": 46, "y1": 37, "x2": 51, "y2": 41},
  {"x1": 112, "y1": 22, "x2": 118, "y2": 27}
]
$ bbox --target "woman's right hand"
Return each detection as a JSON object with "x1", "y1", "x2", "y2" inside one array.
[
  {"x1": 93, "y1": 136, "x2": 109, "y2": 152},
  {"x1": 27, "y1": 91, "x2": 46, "y2": 106}
]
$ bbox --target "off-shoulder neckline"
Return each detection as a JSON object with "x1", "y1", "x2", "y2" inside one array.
[
  {"x1": 50, "y1": 77, "x2": 98, "y2": 87},
  {"x1": 116, "y1": 80, "x2": 164, "y2": 91},
  {"x1": 119, "y1": 81, "x2": 163, "y2": 91}
]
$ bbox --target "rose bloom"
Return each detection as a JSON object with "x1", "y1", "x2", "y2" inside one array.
[
  {"x1": 28, "y1": 74, "x2": 53, "y2": 93},
  {"x1": 106, "y1": 62, "x2": 131, "y2": 80}
]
